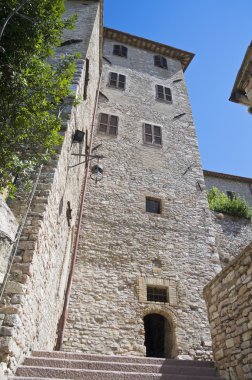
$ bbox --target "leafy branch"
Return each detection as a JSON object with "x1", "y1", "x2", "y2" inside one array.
[
  {"x1": 208, "y1": 187, "x2": 252, "y2": 219},
  {"x1": 0, "y1": 0, "x2": 78, "y2": 195}
]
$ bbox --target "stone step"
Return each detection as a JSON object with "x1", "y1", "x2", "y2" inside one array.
[
  {"x1": 32, "y1": 351, "x2": 215, "y2": 367},
  {"x1": 23, "y1": 357, "x2": 217, "y2": 376},
  {"x1": 14, "y1": 366, "x2": 224, "y2": 380}
]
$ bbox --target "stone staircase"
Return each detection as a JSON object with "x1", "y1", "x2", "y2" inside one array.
[{"x1": 10, "y1": 351, "x2": 225, "y2": 380}]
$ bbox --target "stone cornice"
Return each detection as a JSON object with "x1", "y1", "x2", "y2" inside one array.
[
  {"x1": 229, "y1": 41, "x2": 252, "y2": 105},
  {"x1": 103, "y1": 27, "x2": 194, "y2": 72}
]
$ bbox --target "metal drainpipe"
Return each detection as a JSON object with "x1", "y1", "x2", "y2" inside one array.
[{"x1": 56, "y1": 72, "x2": 102, "y2": 350}]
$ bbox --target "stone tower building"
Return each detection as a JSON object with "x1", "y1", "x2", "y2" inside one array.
[
  {"x1": 1, "y1": 2, "x2": 251, "y2": 378},
  {"x1": 62, "y1": 27, "x2": 221, "y2": 359}
]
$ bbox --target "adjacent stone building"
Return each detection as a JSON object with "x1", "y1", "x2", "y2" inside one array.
[
  {"x1": 204, "y1": 170, "x2": 252, "y2": 267},
  {"x1": 204, "y1": 170, "x2": 252, "y2": 208}
]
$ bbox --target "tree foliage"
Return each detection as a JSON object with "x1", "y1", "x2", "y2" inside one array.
[
  {"x1": 208, "y1": 187, "x2": 252, "y2": 219},
  {"x1": 0, "y1": 0, "x2": 77, "y2": 194}
]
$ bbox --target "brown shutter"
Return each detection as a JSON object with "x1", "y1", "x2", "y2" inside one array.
[
  {"x1": 121, "y1": 46, "x2": 128, "y2": 57},
  {"x1": 156, "y1": 85, "x2": 164, "y2": 100},
  {"x1": 99, "y1": 113, "x2": 109, "y2": 133},
  {"x1": 165, "y1": 87, "x2": 172, "y2": 101},
  {"x1": 154, "y1": 55, "x2": 161, "y2": 67},
  {"x1": 109, "y1": 72, "x2": 118, "y2": 87},
  {"x1": 109, "y1": 115, "x2": 118, "y2": 136},
  {"x1": 161, "y1": 57, "x2": 168, "y2": 69},
  {"x1": 113, "y1": 45, "x2": 121, "y2": 55},
  {"x1": 144, "y1": 124, "x2": 152, "y2": 143},
  {"x1": 153, "y1": 126, "x2": 162, "y2": 145},
  {"x1": 118, "y1": 74, "x2": 126, "y2": 89}
]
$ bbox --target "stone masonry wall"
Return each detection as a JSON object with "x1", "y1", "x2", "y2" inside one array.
[
  {"x1": 211, "y1": 212, "x2": 252, "y2": 267},
  {"x1": 0, "y1": 1, "x2": 101, "y2": 375},
  {"x1": 204, "y1": 243, "x2": 252, "y2": 380},
  {"x1": 0, "y1": 197, "x2": 18, "y2": 289},
  {"x1": 63, "y1": 38, "x2": 222, "y2": 360}
]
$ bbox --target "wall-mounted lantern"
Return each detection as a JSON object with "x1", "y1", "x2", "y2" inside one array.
[{"x1": 73, "y1": 130, "x2": 85, "y2": 143}]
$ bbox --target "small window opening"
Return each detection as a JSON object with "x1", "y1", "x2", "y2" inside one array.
[
  {"x1": 156, "y1": 85, "x2": 172, "y2": 103},
  {"x1": 154, "y1": 55, "x2": 168, "y2": 69},
  {"x1": 146, "y1": 198, "x2": 161, "y2": 214},
  {"x1": 83, "y1": 58, "x2": 89, "y2": 100},
  {"x1": 147, "y1": 286, "x2": 168, "y2": 303},
  {"x1": 113, "y1": 44, "x2": 128, "y2": 58},
  {"x1": 109, "y1": 72, "x2": 126, "y2": 90},
  {"x1": 226, "y1": 191, "x2": 236, "y2": 200}
]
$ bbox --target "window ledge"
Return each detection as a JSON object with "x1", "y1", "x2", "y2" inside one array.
[
  {"x1": 142, "y1": 143, "x2": 162, "y2": 149},
  {"x1": 107, "y1": 84, "x2": 125, "y2": 91},
  {"x1": 156, "y1": 98, "x2": 173, "y2": 105}
]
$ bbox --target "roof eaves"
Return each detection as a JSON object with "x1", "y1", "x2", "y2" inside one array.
[
  {"x1": 229, "y1": 41, "x2": 252, "y2": 104},
  {"x1": 203, "y1": 170, "x2": 252, "y2": 184},
  {"x1": 103, "y1": 27, "x2": 194, "y2": 71}
]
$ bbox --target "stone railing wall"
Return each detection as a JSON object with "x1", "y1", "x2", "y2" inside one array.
[
  {"x1": 0, "y1": 1, "x2": 101, "y2": 375},
  {"x1": 0, "y1": 197, "x2": 18, "y2": 290},
  {"x1": 204, "y1": 243, "x2": 252, "y2": 380},
  {"x1": 211, "y1": 212, "x2": 252, "y2": 267}
]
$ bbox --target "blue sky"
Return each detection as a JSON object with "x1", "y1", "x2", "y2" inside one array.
[{"x1": 104, "y1": 0, "x2": 252, "y2": 177}]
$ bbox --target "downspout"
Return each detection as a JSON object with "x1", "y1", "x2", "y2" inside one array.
[{"x1": 56, "y1": 71, "x2": 102, "y2": 350}]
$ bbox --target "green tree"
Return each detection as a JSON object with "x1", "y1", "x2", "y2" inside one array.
[{"x1": 0, "y1": 0, "x2": 77, "y2": 194}]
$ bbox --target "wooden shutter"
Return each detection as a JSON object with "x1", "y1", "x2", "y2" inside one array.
[
  {"x1": 153, "y1": 126, "x2": 162, "y2": 145},
  {"x1": 113, "y1": 45, "x2": 121, "y2": 56},
  {"x1": 99, "y1": 113, "x2": 109, "y2": 133},
  {"x1": 109, "y1": 115, "x2": 118, "y2": 136},
  {"x1": 144, "y1": 124, "x2": 153, "y2": 144},
  {"x1": 154, "y1": 55, "x2": 161, "y2": 67},
  {"x1": 165, "y1": 87, "x2": 172, "y2": 102},
  {"x1": 110, "y1": 72, "x2": 118, "y2": 87},
  {"x1": 118, "y1": 74, "x2": 126, "y2": 89},
  {"x1": 121, "y1": 46, "x2": 128, "y2": 57},
  {"x1": 161, "y1": 56, "x2": 168, "y2": 69},
  {"x1": 156, "y1": 85, "x2": 164, "y2": 100}
]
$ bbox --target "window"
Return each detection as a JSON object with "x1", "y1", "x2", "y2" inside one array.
[
  {"x1": 147, "y1": 286, "x2": 168, "y2": 303},
  {"x1": 154, "y1": 55, "x2": 168, "y2": 69},
  {"x1": 146, "y1": 198, "x2": 161, "y2": 214},
  {"x1": 109, "y1": 72, "x2": 126, "y2": 90},
  {"x1": 226, "y1": 191, "x2": 236, "y2": 200},
  {"x1": 98, "y1": 113, "x2": 118, "y2": 136},
  {"x1": 156, "y1": 85, "x2": 172, "y2": 103},
  {"x1": 113, "y1": 44, "x2": 128, "y2": 58},
  {"x1": 83, "y1": 58, "x2": 89, "y2": 100},
  {"x1": 143, "y1": 124, "x2": 162, "y2": 146}
]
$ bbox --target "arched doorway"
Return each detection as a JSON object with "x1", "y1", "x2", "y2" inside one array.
[{"x1": 143, "y1": 313, "x2": 173, "y2": 358}]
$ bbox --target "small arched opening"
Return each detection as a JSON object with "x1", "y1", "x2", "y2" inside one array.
[{"x1": 143, "y1": 313, "x2": 174, "y2": 358}]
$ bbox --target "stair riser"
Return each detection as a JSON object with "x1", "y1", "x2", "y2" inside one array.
[
  {"x1": 23, "y1": 358, "x2": 216, "y2": 376},
  {"x1": 32, "y1": 351, "x2": 215, "y2": 367},
  {"x1": 16, "y1": 367, "x2": 223, "y2": 380}
]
